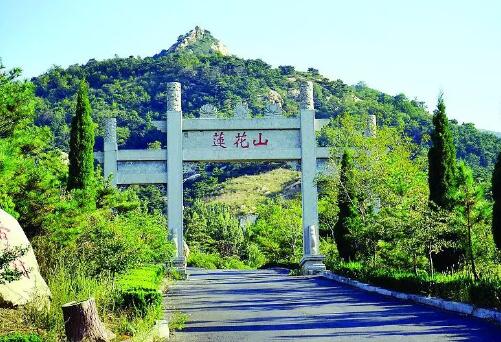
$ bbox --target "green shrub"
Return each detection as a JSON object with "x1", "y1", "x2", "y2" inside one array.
[
  {"x1": 246, "y1": 243, "x2": 267, "y2": 268},
  {"x1": 328, "y1": 261, "x2": 501, "y2": 310},
  {"x1": 115, "y1": 265, "x2": 165, "y2": 317},
  {"x1": 187, "y1": 251, "x2": 220, "y2": 269},
  {"x1": 117, "y1": 289, "x2": 162, "y2": 317},
  {"x1": 36, "y1": 209, "x2": 174, "y2": 277},
  {"x1": 187, "y1": 250, "x2": 251, "y2": 270},
  {"x1": 0, "y1": 333, "x2": 42, "y2": 342},
  {"x1": 221, "y1": 256, "x2": 252, "y2": 270}
]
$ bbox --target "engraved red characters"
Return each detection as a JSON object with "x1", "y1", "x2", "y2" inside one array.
[{"x1": 212, "y1": 131, "x2": 269, "y2": 149}]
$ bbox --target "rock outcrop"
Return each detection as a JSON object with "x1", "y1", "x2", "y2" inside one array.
[
  {"x1": 0, "y1": 209, "x2": 51, "y2": 307},
  {"x1": 154, "y1": 26, "x2": 229, "y2": 57}
]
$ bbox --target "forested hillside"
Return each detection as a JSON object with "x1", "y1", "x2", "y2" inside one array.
[{"x1": 31, "y1": 28, "x2": 501, "y2": 179}]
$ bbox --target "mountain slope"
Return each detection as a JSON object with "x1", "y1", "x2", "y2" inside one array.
[{"x1": 31, "y1": 28, "x2": 501, "y2": 177}]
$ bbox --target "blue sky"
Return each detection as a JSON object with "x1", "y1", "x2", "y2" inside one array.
[{"x1": 1, "y1": 0, "x2": 500, "y2": 131}]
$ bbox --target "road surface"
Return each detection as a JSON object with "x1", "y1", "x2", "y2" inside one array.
[{"x1": 165, "y1": 268, "x2": 501, "y2": 341}]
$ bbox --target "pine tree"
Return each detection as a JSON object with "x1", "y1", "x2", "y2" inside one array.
[
  {"x1": 334, "y1": 150, "x2": 358, "y2": 261},
  {"x1": 67, "y1": 80, "x2": 95, "y2": 191},
  {"x1": 493, "y1": 151, "x2": 501, "y2": 250},
  {"x1": 428, "y1": 94, "x2": 457, "y2": 209}
]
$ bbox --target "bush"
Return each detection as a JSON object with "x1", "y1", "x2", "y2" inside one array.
[
  {"x1": 187, "y1": 250, "x2": 251, "y2": 270},
  {"x1": 117, "y1": 289, "x2": 162, "y2": 318},
  {"x1": 0, "y1": 333, "x2": 42, "y2": 342},
  {"x1": 184, "y1": 201, "x2": 244, "y2": 258},
  {"x1": 115, "y1": 265, "x2": 165, "y2": 317},
  {"x1": 36, "y1": 208, "x2": 174, "y2": 277},
  {"x1": 328, "y1": 261, "x2": 501, "y2": 310}
]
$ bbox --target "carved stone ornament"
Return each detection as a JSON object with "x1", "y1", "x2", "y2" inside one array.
[
  {"x1": 199, "y1": 104, "x2": 218, "y2": 118},
  {"x1": 309, "y1": 224, "x2": 320, "y2": 255},
  {"x1": 264, "y1": 102, "x2": 283, "y2": 117},
  {"x1": 234, "y1": 102, "x2": 250, "y2": 118},
  {"x1": 166, "y1": 82, "x2": 181, "y2": 112},
  {"x1": 104, "y1": 118, "x2": 117, "y2": 143},
  {"x1": 299, "y1": 81, "x2": 314, "y2": 110}
]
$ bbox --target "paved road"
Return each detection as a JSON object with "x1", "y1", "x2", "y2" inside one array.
[{"x1": 165, "y1": 268, "x2": 501, "y2": 341}]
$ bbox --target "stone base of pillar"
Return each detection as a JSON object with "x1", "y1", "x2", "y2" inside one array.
[
  {"x1": 172, "y1": 257, "x2": 187, "y2": 277},
  {"x1": 300, "y1": 255, "x2": 326, "y2": 275}
]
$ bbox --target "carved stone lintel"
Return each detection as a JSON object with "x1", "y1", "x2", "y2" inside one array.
[
  {"x1": 234, "y1": 102, "x2": 250, "y2": 118},
  {"x1": 104, "y1": 118, "x2": 117, "y2": 144},
  {"x1": 200, "y1": 104, "x2": 218, "y2": 118},
  {"x1": 166, "y1": 82, "x2": 181, "y2": 112},
  {"x1": 299, "y1": 81, "x2": 314, "y2": 110}
]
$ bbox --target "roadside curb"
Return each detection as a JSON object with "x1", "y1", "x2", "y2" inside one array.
[{"x1": 322, "y1": 271, "x2": 501, "y2": 325}]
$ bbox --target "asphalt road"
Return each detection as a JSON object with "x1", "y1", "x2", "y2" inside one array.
[{"x1": 165, "y1": 268, "x2": 501, "y2": 341}]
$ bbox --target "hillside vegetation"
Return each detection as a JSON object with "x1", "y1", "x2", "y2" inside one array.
[{"x1": 31, "y1": 27, "x2": 501, "y2": 179}]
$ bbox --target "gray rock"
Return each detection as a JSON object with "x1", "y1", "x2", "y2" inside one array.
[{"x1": 0, "y1": 209, "x2": 51, "y2": 307}]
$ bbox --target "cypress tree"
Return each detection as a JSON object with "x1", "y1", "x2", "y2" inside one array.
[
  {"x1": 493, "y1": 151, "x2": 501, "y2": 249},
  {"x1": 428, "y1": 94, "x2": 457, "y2": 209},
  {"x1": 334, "y1": 150, "x2": 358, "y2": 261},
  {"x1": 67, "y1": 80, "x2": 95, "y2": 191},
  {"x1": 428, "y1": 94, "x2": 462, "y2": 270}
]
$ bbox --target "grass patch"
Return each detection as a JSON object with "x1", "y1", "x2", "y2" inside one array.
[
  {"x1": 207, "y1": 168, "x2": 300, "y2": 214},
  {"x1": 0, "y1": 333, "x2": 42, "y2": 342},
  {"x1": 10, "y1": 264, "x2": 168, "y2": 341},
  {"x1": 169, "y1": 311, "x2": 189, "y2": 331}
]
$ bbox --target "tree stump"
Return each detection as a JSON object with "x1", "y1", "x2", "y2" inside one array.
[{"x1": 61, "y1": 298, "x2": 115, "y2": 342}]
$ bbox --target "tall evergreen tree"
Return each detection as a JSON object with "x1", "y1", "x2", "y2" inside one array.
[
  {"x1": 428, "y1": 94, "x2": 457, "y2": 209},
  {"x1": 428, "y1": 95, "x2": 462, "y2": 270},
  {"x1": 493, "y1": 151, "x2": 501, "y2": 250},
  {"x1": 67, "y1": 80, "x2": 95, "y2": 191},
  {"x1": 334, "y1": 150, "x2": 358, "y2": 261}
]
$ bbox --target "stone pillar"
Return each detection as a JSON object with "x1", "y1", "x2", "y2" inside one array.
[
  {"x1": 365, "y1": 114, "x2": 377, "y2": 137},
  {"x1": 166, "y1": 82, "x2": 185, "y2": 269},
  {"x1": 103, "y1": 118, "x2": 117, "y2": 186},
  {"x1": 299, "y1": 81, "x2": 326, "y2": 275}
]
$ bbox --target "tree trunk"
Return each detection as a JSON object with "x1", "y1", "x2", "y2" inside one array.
[
  {"x1": 466, "y1": 203, "x2": 479, "y2": 281},
  {"x1": 61, "y1": 298, "x2": 115, "y2": 342}
]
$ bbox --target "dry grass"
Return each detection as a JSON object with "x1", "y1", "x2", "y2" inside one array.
[
  {"x1": 207, "y1": 168, "x2": 300, "y2": 214},
  {"x1": 0, "y1": 308, "x2": 40, "y2": 336}
]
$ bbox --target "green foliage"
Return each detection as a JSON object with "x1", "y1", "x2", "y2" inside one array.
[
  {"x1": 328, "y1": 261, "x2": 501, "y2": 310},
  {"x1": 36, "y1": 208, "x2": 174, "y2": 276},
  {"x1": 428, "y1": 95, "x2": 457, "y2": 209},
  {"x1": 187, "y1": 251, "x2": 250, "y2": 270},
  {"x1": 0, "y1": 64, "x2": 35, "y2": 138},
  {"x1": 248, "y1": 198, "x2": 302, "y2": 266},
  {"x1": 427, "y1": 96, "x2": 463, "y2": 270},
  {"x1": 184, "y1": 201, "x2": 244, "y2": 257},
  {"x1": 1, "y1": 66, "x2": 170, "y2": 339},
  {"x1": 323, "y1": 114, "x2": 431, "y2": 266},
  {"x1": 493, "y1": 151, "x2": 501, "y2": 249},
  {"x1": 67, "y1": 80, "x2": 95, "y2": 196},
  {"x1": 0, "y1": 247, "x2": 26, "y2": 284},
  {"x1": 115, "y1": 265, "x2": 165, "y2": 317},
  {"x1": 334, "y1": 150, "x2": 358, "y2": 261},
  {"x1": 169, "y1": 311, "x2": 189, "y2": 331},
  {"x1": 0, "y1": 333, "x2": 42, "y2": 342}
]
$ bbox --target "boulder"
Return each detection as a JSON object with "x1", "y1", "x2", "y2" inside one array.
[{"x1": 0, "y1": 209, "x2": 51, "y2": 307}]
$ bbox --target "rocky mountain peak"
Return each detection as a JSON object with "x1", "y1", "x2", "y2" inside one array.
[{"x1": 154, "y1": 26, "x2": 229, "y2": 58}]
